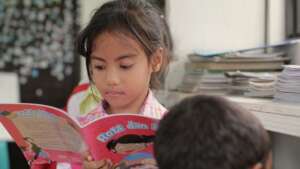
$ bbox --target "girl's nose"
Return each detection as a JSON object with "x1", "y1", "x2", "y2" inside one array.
[{"x1": 105, "y1": 68, "x2": 120, "y2": 86}]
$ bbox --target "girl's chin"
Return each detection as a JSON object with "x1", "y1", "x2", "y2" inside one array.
[
  {"x1": 106, "y1": 102, "x2": 129, "y2": 111},
  {"x1": 105, "y1": 97, "x2": 125, "y2": 104}
]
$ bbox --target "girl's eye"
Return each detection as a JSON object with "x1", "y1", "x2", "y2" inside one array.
[
  {"x1": 120, "y1": 64, "x2": 133, "y2": 69},
  {"x1": 94, "y1": 65, "x2": 105, "y2": 70}
]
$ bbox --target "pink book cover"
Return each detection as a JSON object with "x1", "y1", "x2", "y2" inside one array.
[{"x1": 0, "y1": 103, "x2": 159, "y2": 168}]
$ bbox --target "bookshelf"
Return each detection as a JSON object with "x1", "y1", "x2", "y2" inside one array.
[
  {"x1": 154, "y1": 90, "x2": 300, "y2": 138},
  {"x1": 227, "y1": 96, "x2": 300, "y2": 138}
]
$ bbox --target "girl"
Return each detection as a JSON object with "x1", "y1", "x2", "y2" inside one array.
[
  {"x1": 76, "y1": 0, "x2": 172, "y2": 169},
  {"x1": 30, "y1": 0, "x2": 172, "y2": 168}
]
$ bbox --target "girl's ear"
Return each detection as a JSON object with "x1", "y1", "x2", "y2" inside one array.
[
  {"x1": 89, "y1": 66, "x2": 94, "y2": 81},
  {"x1": 150, "y1": 47, "x2": 163, "y2": 72}
]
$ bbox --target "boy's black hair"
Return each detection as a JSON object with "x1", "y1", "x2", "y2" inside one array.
[
  {"x1": 154, "y1": 95, "x2": 271, "y2": 169},
  {"x1": 107, "y1": 134, "x2": 155, "y2": 152},
  {"x1": 76, "y1": 0, "x2": 173, "y2": 88}
]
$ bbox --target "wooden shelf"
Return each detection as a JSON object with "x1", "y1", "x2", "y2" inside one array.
[
  {"x1": 154, "y1": 91, "x2": 300, "y2": 138},
  {"x1": 227, "y1": 96, "x2": 300, "y2": 138}
]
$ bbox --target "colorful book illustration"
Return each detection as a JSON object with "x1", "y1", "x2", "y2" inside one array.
[{"x1": 0, "y1": 103, "x2": 159, "y2": 168}]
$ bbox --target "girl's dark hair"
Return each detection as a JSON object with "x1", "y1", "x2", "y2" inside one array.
[
  {"x1": 76, "y1": 0, "x2": 173, "y2": 88},
  {"x1": 107, "y1": 134, "x2": 155, "y2": 151}
]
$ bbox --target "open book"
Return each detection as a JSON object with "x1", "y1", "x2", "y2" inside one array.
[{"x1": 0, "y1": 103, "x2": 159, "y2": 168}]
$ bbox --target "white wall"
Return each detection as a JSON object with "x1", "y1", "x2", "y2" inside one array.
[
  {"x1": 268, "y1": 0, "x2": 285, "y2": 44},
  {"x1": 167, "y1": 0, "x2": 286, "y2": 57},
  {"x1": 0, "y1": 72, "x2": 20, "y2": 103},
  {"x1": 80, "y1": 0, "x2": 110, "y2": 26},
  {"x1": 167, "y1": 0, "x2": 266, "y2": 57}
]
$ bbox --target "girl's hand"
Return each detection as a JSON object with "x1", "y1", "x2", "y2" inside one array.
[{"x1": 82, "y1": 151, "x2": 113, "y2": 169}]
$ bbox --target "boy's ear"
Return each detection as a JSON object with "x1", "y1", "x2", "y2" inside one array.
[
  {"x1": 250, "y1": 163, "x2": 263, "y2": 169},
  {"x1": 151, "y1": 48, "x2": 163, "y2": 72}
]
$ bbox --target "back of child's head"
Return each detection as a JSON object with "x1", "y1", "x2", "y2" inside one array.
[
  {"x1": 154, "y1": 95, "x2": 271, "y2": 169},
  {"x1": 76, "y1": 0, "x2": 173, "y2": 88}
]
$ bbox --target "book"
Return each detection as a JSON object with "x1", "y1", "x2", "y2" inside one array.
[
  {"x1": 244, "y1": 79, "x2": 276, "y2": 98},
  {"x1": 190, "y1": 38, "x2": 300, "y2": 61},
  {"x1": 0, "y1": 103, "x2": 159, "y2": 168},
  {"x1": 224, "y1": 71, "x2": 278, "y2": 97},
  {"x1": 274, "y1": 65, "x2": 300, "y2": 103},
  {"x1": 186, "y1": 51, "x2": 290, "y2": 71},
  {"x1": 176, "y1": 70, "x2": 229, "y2": 94},
  {"x1": 188, "y1": 51, "x2": 288, "y2": 62},
  {"x1": 186, "y1": 60, "x2": 285, "y2": 71}
]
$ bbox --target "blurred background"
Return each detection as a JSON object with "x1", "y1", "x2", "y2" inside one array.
[{"x1": 1, "y1": 0, "x2": 300, "y2": 169}]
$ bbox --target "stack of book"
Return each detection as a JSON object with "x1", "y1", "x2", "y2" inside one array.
[
  {"x1": 187, "y1": 51, "x2": 288, "y2": 71},
  {"x1": 176, "y1": 70, "x2": 230, "y2": 95},
  {"x1": 274, "y1": 65, "x2": 300, "y2": 103},
  {"x1": 176, "y1": 51, "x2": 287, "y2": 96},
  {"x1": 244, "y1": 77, "x2": 276, "y2": 98},
  {"x1": 225, "y1": 71, "x2": 277, "y2": 97},
  {"x1": 225, "y1": 71, "x2": 250, "y2": 95}
]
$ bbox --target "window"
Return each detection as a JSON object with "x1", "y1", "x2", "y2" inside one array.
[
  {"x1": 286, "y1": 0, "x2": 300, "y2": 38},
  {"x1": 0, "y1": 0, "x2": 80, "y2": 107}
]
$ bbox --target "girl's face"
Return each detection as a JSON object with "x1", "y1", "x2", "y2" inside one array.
[{"x1": 90, "y1": 31, "x2": 161, "y2": 114}]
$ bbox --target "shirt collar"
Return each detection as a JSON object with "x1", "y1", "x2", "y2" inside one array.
[{"x1": 99, "y1": 90, "x2": 166, "y2": 118}]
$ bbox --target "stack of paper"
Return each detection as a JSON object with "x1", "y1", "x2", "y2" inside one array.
[
  {"x1": 226, "y1": 71, "x2": 277, "y2": 97},
  {"x1": 195, "y1": 71, "x2": 230, "y2": 95},
  {"x1": 244, "y1": 78, "x2": 276, "y2": 98},
  {"x1": 187, "y1": 51, "x2": 288, "y2": 71},
  {"x1": 176, "y1": 70, "x2": 230, "y2": 95},
  {"x1": 228, "y1": 77, "x2": 249, "y2": 95},
  {"x1": 274, "y1": 65, "x2": 300, "y2": 103}
]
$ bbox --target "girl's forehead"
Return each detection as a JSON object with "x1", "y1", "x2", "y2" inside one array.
[
  {"x1": 92, "y1": 31, "x2": 142, "y2": 51},
  {"x1": 91, "y1": 31, "x2": 147, "y2": 60}
]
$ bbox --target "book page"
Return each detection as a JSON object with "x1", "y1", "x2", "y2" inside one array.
[{"x1": 0, "y1": 103, "x2": 87, "y2": 163}]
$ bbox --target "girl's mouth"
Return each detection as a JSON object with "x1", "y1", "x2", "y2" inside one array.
[{"x1": 104, "y1": 91, "x2": 125, "y2": 97}]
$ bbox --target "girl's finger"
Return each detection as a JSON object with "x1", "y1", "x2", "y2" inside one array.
[
  {"x1": 98, "y1": 159, "x2": 112, "y2": 169},
  {"x1": 82, "y1": 151, "x2": 93, "y2": 161},
  {"x1": 83, "y1": 159, "x2": 108, "y2": 169}
]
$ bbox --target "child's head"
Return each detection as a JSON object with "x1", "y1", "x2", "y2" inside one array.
[
  {"x1": 76, "y1": 0, "x2": 172, "y2": 113},
  {"x1": 154, "y1": 95, "x2": 272, "y2": 169}
]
